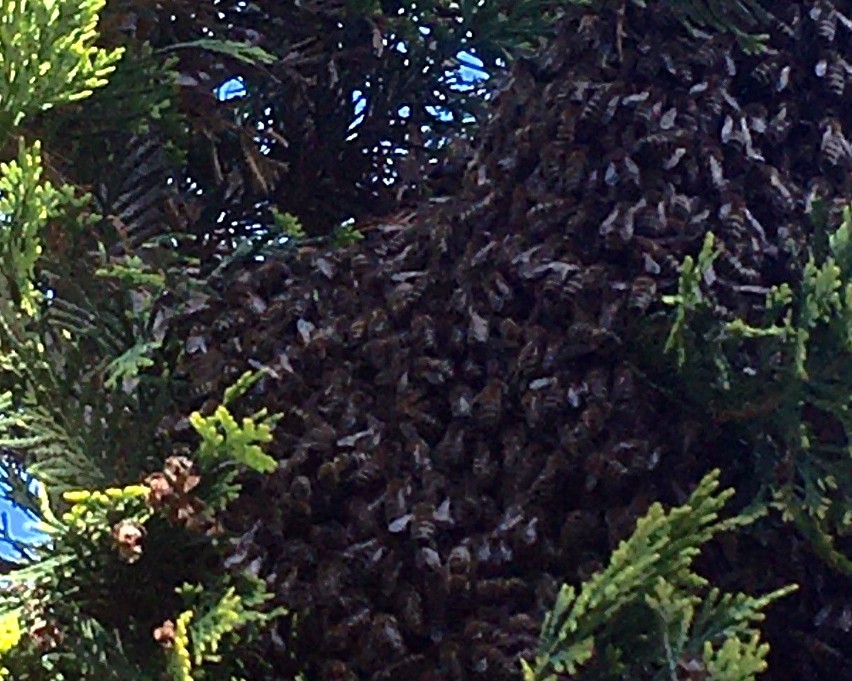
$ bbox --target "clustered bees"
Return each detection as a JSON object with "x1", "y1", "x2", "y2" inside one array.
[{"x1": 167, "y1": 2, "x2": 851, "y2": 678}]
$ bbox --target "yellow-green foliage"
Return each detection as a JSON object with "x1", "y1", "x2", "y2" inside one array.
[
  {"x1": 60, "y1": 483, "x2": 151, "y2": 539},
  {"x1": 331, "y1": 218, "x2": 365, "y2": 247},
  {"x1": 662, "y1": 204, "x2": 852, "y2": 572},
  {"x1": 0, "y1": 482, "x2": 156, "y2": 677},
  {"x1": 164, "y1": 578, "x2": 288, "y2": 681},
  {"x1": 522, "y1": 470, "x2": 796, "y2": 681},
  {"x1": 190, "y1": 369, "x2": 280, "y2": 475},
  {"x1": 270, "y1": 207, "x2": 307, "y2": 240},
  {"x1": 0, "y1": 369, "x2": 284, "y2": 678},
  {"x1": 663, "y1": 231, "x2": 723, "y2": 369},
  {"x1": 166, "y1": 610, "x2": 194, "y2": 681},
  {"x1": 0, "y1": 0, "x2": 124, "y2": 133},
  {"x1": 0, "y1": 138, "x2": 91, "y2": 315},
  {"x1": 0, "y1": 610, "x2": 22, "y2": 677}
]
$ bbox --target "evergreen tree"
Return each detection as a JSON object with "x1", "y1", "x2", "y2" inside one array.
[{"x1": 0, "y1": 0, "x2": 848, "y2": 678}]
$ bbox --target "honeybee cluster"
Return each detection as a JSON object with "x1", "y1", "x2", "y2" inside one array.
[{"x1": 170, "y1": 2, "x2": 851, "y2": 679}]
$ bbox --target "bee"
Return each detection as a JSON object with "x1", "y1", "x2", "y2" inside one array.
[
  {"x1": 499, "y1": 317, "x2": 523, "y2": 347},
  {"x1": 472, "y1": 441, "x2": 497, "y2": 485},
  {"x1": 693, "y1": 40, "x2": 723, "y2": 68},
  {"x1": 719, "y1": 248, "x2": 761, "y2": 284},
  {"x1": 558, "y1": 271, "x2": 587, "y2": 302},
  {"x1": 486, "y1": 270, "x2": 514, "y2": 313},
  {"x1": 326, "y1": 610, "x2": 371, "y2": 653},
  {"x1": 580, "y1": 84, "x2": 612, "y2": 122},
  {"x1": 813, "y1": 3, "x2": 838, "y2": 42},
  {"x1": 564, "y1": 321, "x2": 600, "y2": 355},
  {"x1": 556, "y1": 104, "x2": 579, "y2": 141},
  {"x1": 763, "y1": 165, "x2": 797, "y2": 213},
  {"x1": 112, "y1": 519, "x2": 146, "y2": 563},
  {"x1": 526, "y1": 453, "x2": 562, "y2": 503},
  {"x1": 521, "y1": 389, "x2": 544, "y2": 427},
  {"x1": 317, "y1": 453, "x2": 352, "y2": 493},
  {"x1": 512, "y1": 330, "x2": 543, "y2": 378},
  {"x1": 577, "y1": 13, "x2": 601, "y2": 43},
  {"x1": 397, "y1": 587, "x2": 425, "y2": 635},
  {"x1": 541, "y1": 270, "x2": 565, "y2": 299},
  {"x1": 414, "y1": 356, "x2": 453, "y2": 385},
  {"x1": 602, "y1": 94, "x2": 622, "y2": 124},
  {"x1": 750, "y1": 58, "x2": 775, "y2": 87},
  {"x1": 611, "y1": 364, "x2": 636, "y2": 403},
  {"x1": 584, "y1": 367, "x2": 610, "y2": 403},
  {"x1": 718, "y1": 195, "x2": 748, "y2": 232},
  {"x1": 766, "y1": 103, "x2": 792, "y2": 144},
  {"x1": 825, "y1": 58, "x2": 846, "y2": 97},
  {"x1": 820, "y1": 118, "x2": 851, "y2": 167},
  {"x1": 288, "y1": 294, "x2": 310, "y2": 318},
  {"x1": 368, "y1": 308, "x2": 390, "y2": 338},
  {"x1": 678, "y1": 656, "x2": 710, "y2": 681},
  {"x1": 410, "y1": 313, "x2": 437, "y2": 351},
  {"x1": 712, "y1": 391, "x2": 785, "y2": 425},
  {"x1": 458, "y1": 190, "x2": 498, "y2": 224},
  {"x1": 362, "y1": 337, "x2": 392, "y2": 369},
  {"x1": 387, "y1": 282, "x2": 418, "y2": 319},
  {"x1": 289, "y1": 475, "x2": 312, "y2": 503},
  {"x1": 349, "y1": 316, "x2": 367, "y2": 343},
  {"x1": 353, "y1": 453, "x2": 384, "y2": 489},
  {"x1": 461, "y1": 357, "x2": 485, "y2": 382},
  {"x1": 700, "y1": 77, "x2": 725, "y2": 116},
  {"x1": 448, "y1": 543, "x2": 473, "y2": 574},
  {"x1": 472, "y1": 379, "x2": 503, "y2": 429},
  {"x1": 434, "y1": 425, "x2": 466, "y2": 468},
  {"x1": 501, "y1": 426, "x2": 527, "y2": 472},
  {"x1": 604, "y1": 204, "x2": 636, "y2": 250},
  {"x1": 556, "y1": 148, "x2": 587, "y2": 194},
  {"x1": 448, "y1": 324, "x2": 467, "y2": 357},
  {"x1": 628, "y1": 276, "x2": 657, "y2": 312},
  {"x1": 541, "y1": 338, "x2": 563, "y2": 373},
  {"x1": 467, "y1": 308, "x2": 490, "y2": 344},
  {"x1": 542, "y1": 379, "x2": 564, "y2": 413},
  {"x1": 706, "y1": 148, "x2": 727, "y2": 190},
  {"x1": 670, "y1": 56, "x2": 694, "y2": 85},
  {"x1": 579, "y1": 400, "x2": 611, "y2": 438},
  {"x1": 634, "y1": 201, "x2": 667, "y2": 236},
  {"x1": 439, "y1": 642, "x2": 464, "y2": 680},
  {"x1": 411, "y1": 502, "x2": 437, "y2": 543}
]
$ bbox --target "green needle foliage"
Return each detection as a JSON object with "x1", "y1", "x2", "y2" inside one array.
[
  {"x1": 0, "y1": 139, "x2": 91, "y2": 316},
  {"x1": 523, "y1": 470, "x2": 797, "y2": 681},
  {"x1": 663, "y1": 204, "x2": 852, "y2": 573},
  {"x1": 0, "y1": 4, "x2": 290, "y2": 678},
  {"x1": 0, "y1": 375, "x2": 286, "y2": 680},
  {"x1": 0, "y1": 0, "x2": 124, "y2": 135}
]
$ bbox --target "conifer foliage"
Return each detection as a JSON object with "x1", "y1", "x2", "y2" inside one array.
[
  {"x1": 0, "y1": 0, "x2": 850, "y2": 680},
  {"x1": 523, "y1": 470, "x2": 796, "y2": 681},
  {"x1": 0, "y1": 3, "x2": 284, "y2": 679}
]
